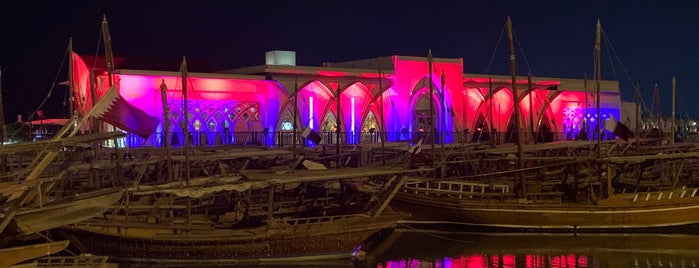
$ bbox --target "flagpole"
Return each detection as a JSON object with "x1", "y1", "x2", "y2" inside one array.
[
  {"x1": 89, "y1": 65, "x2": 99, "y2": 134},
  {"x1": 101, "y1": 14, "x2": 115, "y2": 87}
]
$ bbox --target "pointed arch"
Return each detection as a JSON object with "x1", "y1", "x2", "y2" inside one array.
[
  {"x1": 474, "y1": 86, "x2": 513, "y2": 134},
  {"x1": 408, "y1": 77, "x2": 453, "y2": 142},
  {"x1": 297, "y1": 80, "x2": 335, "y2": 131}
]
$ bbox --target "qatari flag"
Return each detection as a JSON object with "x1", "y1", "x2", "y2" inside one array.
[
  {"x1": 301, "y1": 126, "x2": 322, "y2": 144},
  {"x1": 91, "y1": 85, "x2": 159, "y2": 139},
  {"x1": 604, "y1": 115, "x2": 633, "y2": 142}
]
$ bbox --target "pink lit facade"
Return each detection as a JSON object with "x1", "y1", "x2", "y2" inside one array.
[{"x1": 72, "y1": 54, "x2": 621, "y2": 147}]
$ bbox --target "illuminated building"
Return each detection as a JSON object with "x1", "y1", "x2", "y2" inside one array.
[{"x1": 71, "y1": 51, "x2": 621, "y2": 147}]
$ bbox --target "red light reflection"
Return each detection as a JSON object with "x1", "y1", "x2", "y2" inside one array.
[{"x1": 378, "y1": 253, "x2": 589, "y2": 268}]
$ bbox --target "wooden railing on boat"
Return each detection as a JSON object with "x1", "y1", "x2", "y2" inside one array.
[
  {"x1": 402, "y1": 179, "x2": 566, "y2": 203},
  {"x1": 626, "y1": 187, "x2": 699, "y2": 202},
  {"x1": 403, "y1": 180, "x2": 512, "y2": 200},
  {"x1": 36, "y1": 255, "x2": 112, "y2": 267},
  {"x1": 403, "y1": 179, "x2": 699, "y2": 205}
]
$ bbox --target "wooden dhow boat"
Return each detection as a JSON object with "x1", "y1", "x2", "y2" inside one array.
[
  {"x1": 391, "y1": 18, "x2": 699, "y2": 233},
  {"x1": 57, "y1": 165, "x2": 430, "y2": 264}
]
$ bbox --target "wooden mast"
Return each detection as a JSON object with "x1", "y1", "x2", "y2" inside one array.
[
  {"x1": 180, "y1": 57, "x2": 190, "y2": 185},
  {"x1": 68, "y1": 38, "x2": 74, "y2": 119},
  {"x1": 441, "y1": 70, "x2": 446, "y2": 150},
  {"x1": 489, "y1": 77, "x2": 494, "y2": 143},
  {"x1": 378, "y1": 58, "x2": 386, "y2": 165},
  {"x1": 507, "y1": 17, "x2": 526, "y2": 177},
  {"x1": 584, "y1": 73, "x2": 589, "y2": 140},
  {"x1": 0, "y1": 66, "x2": 4, "y2": 144},
  {"x1": 594, "y1": 19, "x2": 613, "y2": 197},
  {"x1": 89, "y1": 67, "x2": 99, "y2": 133},
  {"x1": 180, "y1": 56, "x2": 191, "y2": 230},
  {"x1": 336, "y1": 82, "x2": 341, "y2": 168},
  {"x1": 101, "y1": 14, "x2": 120, "y2": 173},
  {"x1": 293, "y1": 79, "x2": 298, "y2": 151},
  {"x1": 671, "y1": 76, "x2": 676, "y2": 144},
  {"x1": 428, "y1": 49, "x2": 435, "y2": 154},
  {"x1": 527, "y1": 72, "x2": 534, "y2": 144},
  {"x1": 635, "y1": 82, "x2": 641, "y2": 152},
  {"x1": 159, "y1": 80, "x2": 172, "y2": 181},
  {"x1": 594, "y1": 19, "x2": 602, "y2": 157},
  {"x1": 653, "y1": 83, "x2": 662, "y2": 141},
  {"x1": 101, "y1": 15, "x2": 115, "y2": 87}
]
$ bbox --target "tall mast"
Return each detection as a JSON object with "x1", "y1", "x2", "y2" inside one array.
[
  {"x1": 506, "y1": 17, "x2": 525, "y2": 197},
  {"x1": 671, "y1": 76, "x2": 676, "y2": 145},
  {"x1": 506, "y1": 18, "x2": 523, "y2": 165},
  {"x1": 653, "y1": 83, "x2": 661, "y2": 141},
  {"x1": 180, "y1": 56, "x2": 191, "y2": 231},
  {"x1": 89, "y1": 67, "x2": 99, "y2": 133},
  {"x1": 594, "y1": 19, "x2": 602, "y2": 157},
  {"x1": 527, "y1": 72, "x2": 534, "y2": 144},
  {"x1": 635, "y1": 82, "x2": 641, "y2": 153},
  {"x1": 336, "y1": 83, "x2": 341, "y2": 168},
  {"x1": 293, "y1": 79, "x2": 298, "y2": 151},
  {"x1": 441, "y1": 70, "x2": 446, "y2": 150},
  {"x1": 378, "y1": 58, "x2": 386, "y2": 165},
  {"x1": 428, "y1": 49, "x2": 435, "y2": 153},
  {"x1": 68, "y1": 38, "x2": 74, "y2": 119},
  {"x1": 0, "y1": 66, "x2": 4, "y2": 144},
  {"x1": 159, "y1": 80, "x2": 172, "y2": 181},
  {"x1": 489, "y1": 77, "x2": 494, "y2": 143},
  {"x1": 101, "y1": 14, "x2": 115, "y2": 87},
  {"x1": 180, "y1": 57, "x2": 190, "y2": 186},
  {"x1": 584, "y1": 73, "x2": 588, "y2": 140}
]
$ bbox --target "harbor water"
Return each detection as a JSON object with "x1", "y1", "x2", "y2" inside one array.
[{"x1": 352, "y1": 226, "x2": 699, "y2": 268}]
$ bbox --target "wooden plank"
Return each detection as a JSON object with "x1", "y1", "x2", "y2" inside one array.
[
  {"x1": 0, "y1": 240, "x2": 69, "y2": 267},
  {"x1": 242, "y1": 167, "x2": 433, "y2": 184}
]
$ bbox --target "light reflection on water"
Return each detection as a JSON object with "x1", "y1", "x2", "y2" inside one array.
[{"x1": 359, "y1": 229, "x2": 699, "y2": 268}]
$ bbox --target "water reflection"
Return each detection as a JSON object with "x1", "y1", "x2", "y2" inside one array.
[{"x1": 357, "y1": 229, "x2": 699, "y2": 268}]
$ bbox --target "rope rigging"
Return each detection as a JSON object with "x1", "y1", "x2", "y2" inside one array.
[{"x1": 7, "y1": 43, "x2": 69, "y2": 141}]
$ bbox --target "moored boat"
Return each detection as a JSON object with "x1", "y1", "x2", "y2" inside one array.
[
  {"x1": 57, "y1": 166, "x2": 429, "y2": 263},
  {"x1": 390, "y1": 18, "x2": 699, "y2": 233}
]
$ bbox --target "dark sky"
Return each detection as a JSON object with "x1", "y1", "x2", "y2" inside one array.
[{"x1": 1, "y1": 0, "x2": 697, "y2": 123}]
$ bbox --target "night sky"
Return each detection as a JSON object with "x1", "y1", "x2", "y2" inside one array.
[{"x1": 1, "y1": 1, "x2": 697, "y2": 123}]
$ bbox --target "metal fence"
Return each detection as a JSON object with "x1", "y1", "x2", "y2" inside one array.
[{"x1": 119, "y1": 130, "x2": 614, "y2": 148}]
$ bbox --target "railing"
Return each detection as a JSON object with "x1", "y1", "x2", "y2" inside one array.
[
  {"x1": 117, "y1": 130, "x2": 618, "y2": 148},
  {"x1": 403, "y1": 180, "x2": 511, "y2": 199},
  {"x1": 629, "y1": 187, "x2": 699, "y2": 202},
  {"x1": 403, "y1": 179, "x2": 566, "y2": 203}
]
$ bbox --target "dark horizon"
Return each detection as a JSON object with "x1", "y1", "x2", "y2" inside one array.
[{"x1": 1, "y1": 1, "x2": 697, "y2": 123}]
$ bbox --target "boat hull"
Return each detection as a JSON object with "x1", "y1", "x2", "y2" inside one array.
[
  {"x1": 14, "y1": 190, "x2": 122, "y2": 235},
  {"x1": 0, "y1": 240, "x2": 69, "y2": 267},
  {"x1": 58, "y1": 213, "x2": 406, "y2": 263},
  {"x1": 393, "y1": 191, "x2": 699, "y2": 233}
]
